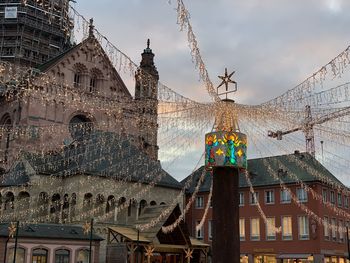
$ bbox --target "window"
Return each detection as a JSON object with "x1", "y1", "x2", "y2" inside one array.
[
  {"x1": 282, "y1": 216, "x2": 293, "y2": 240},
  {"x1": 76, "y1": 249, "x2": 89, "y2": 263},
  {"x1": 338, "y1": 193, "x2": 342, "y2": 207},
  {"x1": 250, "y1": 192, "x2": 259, "y2": 205},
  {"x1": 239, "y1": 192, "x2": 244, "y2": 206},
  {"x1": 322, "y1": 189, "x2": 327, "y2": 203},
  {"x1": 297, "y1": 188, "x2": 307, "y2": 202},
  {"x1": 298, "y1": 216, "x2": 309, "y2": 240},
  {"x1": 89, "y1": 77, "x2": 97, "y2": 92},
  {"x1": 32, "y1": 248, "x2": 48, "y2": 263},
  {"x1": 195, "y1": 196, "x2": 204, "y2": 208},
  {"x1": 265, "y1": 190, "x2": 274, "y2": 204},
  {"x1": 345, "y1": 196, "x2": 349, "y2": 208},
  {"x1": 196, "y1": 221, "x2": 204, "y2": 239},
  {"x1": 250, "y1": 218, "x2": 260, "y2": 241},
  {"x1": 55, "y1": 249, "x2": 70, "y2": 263},
  {"x1": 280, "y1": 189, "x2": 291, "y2": 203},
  {"x1": 331, "y1": 218, "x2": 337, "y2": 241},
  {"x1": 266, "y1": 217, "x2": 276, "y2": 240},
  {"x1": 7, "y1": 247, "x2": 25, "y2": 263},
  {"x1": 239, "y1": 218, "x2": 245, "y2": 241},
  {"x1": 208, "y1": 220, "x2": 212, "y2": 240},
  {"x1": 73, "y1": 73, "x2": 81, "y2": 86},
  {"x1": 324, "y1": 217, "x2": 329, "y2": 240},
  {"x1": 330, "y1": 191, "x2": 335, "y2": 204},
  {"x1": 339, "y1": 220, "x2": 344, "y2": 242}
]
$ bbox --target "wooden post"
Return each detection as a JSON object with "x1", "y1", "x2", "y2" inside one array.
[{"x1": 212, "y1": 167, "x2": 240, "y2": 263}]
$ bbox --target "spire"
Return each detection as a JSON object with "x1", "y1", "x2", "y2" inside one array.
[
  {"x1": 89, "y1": 18, "x2": 94, "y2": 38},
  {"x1": 144, "y1": 38, "x2": 152, "y2": 54}
]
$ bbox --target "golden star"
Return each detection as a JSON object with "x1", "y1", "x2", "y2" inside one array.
[
  {"x1": 8, "y1": 222, "x2": 17, "y2": 238},
  {"x1": 237, "y1": 149, "x2": 243, "y2": 157},
  {"x1": 217, "y1": 68, "x2": 237, "y2": 91},
  {"x1": 184, "y1": 248, "x2": 193, "y2": 259},
  {"x1": 145, "y1": 245, "x2": 154, "y2": 257},
  {"x1": 216, "y1": 148, "x2": 224, "y2": 156},
  {"x1": 82, "y1": 222, "x2": 91, "y2": 235}
]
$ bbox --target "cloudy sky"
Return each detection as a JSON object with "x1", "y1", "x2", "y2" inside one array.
[{"x1": 74, "y1": 0, "x2": 350, "y2": 180}]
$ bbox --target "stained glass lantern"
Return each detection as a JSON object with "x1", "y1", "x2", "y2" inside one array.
[{"x1": 205, "y1": 131, "x2": 247, "y2": 170}]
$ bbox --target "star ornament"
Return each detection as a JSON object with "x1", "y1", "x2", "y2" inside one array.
[
  {"x1": 184, "y1": 248, "x2": 193, "y2": 259},
  {"x1": 82, "y1": 222, "x2": 91, "y2": 235},
  {"x1": 8, "y1": 222, "x2": 17, "y2": 238},
  {"x1": 217, "y1": 68, "x2": 237, "y2": 92},
  {"x1": 145, "y1": 245, "x2": 154, "y2": 258}
]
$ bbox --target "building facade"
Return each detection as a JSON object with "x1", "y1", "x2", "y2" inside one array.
[
  {"x1": 0, "y1": 223, "x2": 103, "y2": 263},
  {"x1": 0, "y1": 16, "x2": 183, "y2": 263},
  {"x1": 184, "y1": 152, "x2": 350, "y2": 263}
]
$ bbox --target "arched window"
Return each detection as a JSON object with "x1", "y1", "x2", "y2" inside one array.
[
  {"x1": 89, "y1": 68, "x2": 103, "y2": 93},
  {"x1": 32, "y1": 248, "x2": 48, "y2": 263},
  {"x1": 106, "y1": 195, "x2": 115, "y2": 214},
  {"x1": 69, "y1": 115, "x2": 93, "y2": 141},
  {"x1": 18, "y1": 191, "x2": 30, "y2": 210},
  {"x1": 83, "y1": 193, "x2": 93, "y2": 211},
  {"x1": 4, "y1": 192, "x2": 14, "y2": 210},
  {"x1": 150, "y1": 201, "x2": 157, "y2": 206},
  {"x1": 55, "y1": 249, "x2": 70, "y2": 263},
  {"x1": 76, "y1": 249, "x2": 89, "y2": 263},
  {"x1": 73, "y1": 63, "x2": 87, "y2": 88},
  {"x1": 7, "y1": 247, "x2": 25, "y2": 263}
]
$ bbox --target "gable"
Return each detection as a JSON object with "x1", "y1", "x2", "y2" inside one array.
[{"x1": 37, "y1": 36, "x2": 132, "y2": 100}]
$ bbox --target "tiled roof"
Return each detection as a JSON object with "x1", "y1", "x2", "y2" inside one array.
[
  {"x1": 182, "y1": 152, "x2": 345, "y2": 193},
  {"x1": 0, "y1": 223, "x2": 103, "y2": 240},
  {"x1": 1, "y1": 131, "x2": 181, "y2": 189}
]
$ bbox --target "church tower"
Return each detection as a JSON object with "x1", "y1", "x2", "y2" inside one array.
[
  {"x1": 135, "y1": 39, "x2": 159, "y2": 160},
  {"x1": 0, "y1": 0, "x2": 73, "y2": 67}
]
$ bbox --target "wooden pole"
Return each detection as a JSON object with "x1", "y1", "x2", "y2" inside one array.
[
  {"x1": 89, "y1": 219, "x2": 94, "y2": 263},
  {"x1": 12, "y1": 221, "x2": 19, "y2": 263},
  {"x1": 212, "y1": 167, "x2": 240, "y2": 263}
]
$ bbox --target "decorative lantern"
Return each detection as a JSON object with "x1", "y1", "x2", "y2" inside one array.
[{"x1": 205, "y1": 131, "x2": 247, "y2": 170}]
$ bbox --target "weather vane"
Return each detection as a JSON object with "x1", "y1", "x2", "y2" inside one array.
[{"x1": 217, "y1": 68, "x2": 237, "y2": 100}]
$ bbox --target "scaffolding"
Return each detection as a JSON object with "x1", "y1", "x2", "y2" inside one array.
[{"x1": 0, "y1": 0, "x2": 73, "y2": 67}]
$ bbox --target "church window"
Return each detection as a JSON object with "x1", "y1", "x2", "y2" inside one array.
[
  {"x1": 74, "y1": 73, "x2": 81, "y2": 87},
  {"x1": 69, "y1": 115, "x2": 93, "y2": 141},
  {"x1": 89, "y1": 77, "x2": 96, "y2": 93},
  {"x1": 4, "y1": 192, "x2": 14, "y2": 210}
]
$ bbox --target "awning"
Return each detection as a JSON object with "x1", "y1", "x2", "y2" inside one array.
[
  {"x1": 190, "y1": 237, "x2": 210, "y2": 247},
  {"x1": 108, "y1": 226, "x2": 150, "y2": 243},
  {"x1": 277, "y1": 254, "x2": 312, "y2": 259}
]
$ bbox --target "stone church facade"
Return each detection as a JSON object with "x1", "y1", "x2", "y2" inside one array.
[{"x1": 0, "y1": 20, "x2": 183, "y2": 262}]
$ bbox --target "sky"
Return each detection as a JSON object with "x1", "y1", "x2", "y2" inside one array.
[{"x1": 73, "y1": 0, "x2": 350, "y2": 180}]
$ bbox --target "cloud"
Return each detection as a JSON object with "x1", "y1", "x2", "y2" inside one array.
[{"x1": 76, "y1": 0, "x2": 350, "y2": 181}]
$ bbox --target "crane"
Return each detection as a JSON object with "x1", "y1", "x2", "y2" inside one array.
[{"x1": 267, "y1": 105, "x2": 350, "y2": 157}]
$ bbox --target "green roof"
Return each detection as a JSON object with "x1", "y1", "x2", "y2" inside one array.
[
  {"x1": 0, "y1": 223, "x2": 103, "y2": 241},
  {"x1": 1, "y1": 131, "x2": 181, "y2": 189},
  {"x1": 183, "y1": 152, "x2": 345, "y2": 193}
]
